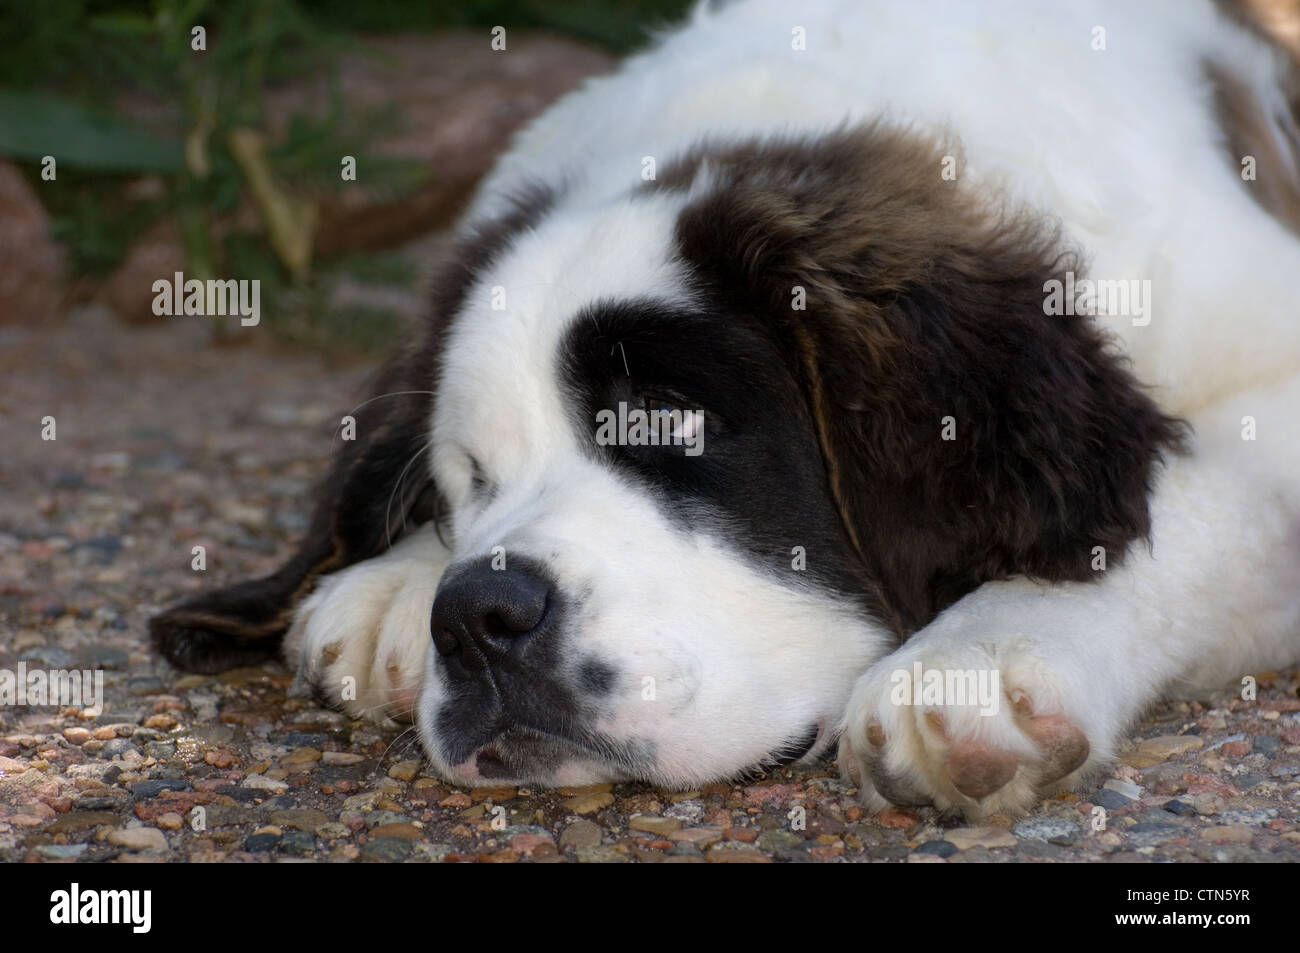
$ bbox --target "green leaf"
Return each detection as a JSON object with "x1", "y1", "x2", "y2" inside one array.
[{"x1": 0, "y1": 90, "x2": 183, "y2": 172}]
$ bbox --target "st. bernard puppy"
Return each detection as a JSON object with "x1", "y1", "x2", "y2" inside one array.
[{"x1": 153, "y1": 0, "x2": 1300, "y2": 818}]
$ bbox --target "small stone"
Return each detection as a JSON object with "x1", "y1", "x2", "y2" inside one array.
[
  {"x1": 875, "y1": 808, "x2": 919, "y2": 829},
  {"x1": 269, "y1": 808, "x2": 329, "y2": 833},
  {"x1": 559, "y1": 819, "x2": 603, "y2": 850},
  {"x1": 1101, "y1": 779, "x2": 1142, "y2": 800},
  {"x1": 673, "y1": 826, "x2": 727, "y2": 849},
  {"x1": 915, "y1": 840, "x2": 957, "y2": 858},
  {"x1": 1200, "y1": 825, "x2": 1254, "y2": 843},
  {"x1": 156, "y1": 812, "x2": 183, "y2": 831},
  {"x1": 576, "y1": 845, "x2": 629, "y2": 863},
  {"x1": 1253, "y1": 735, "x2": 1280, "y2": 756},
  {"x1": 1012, "y1": 817, "x2": 1080, "y2": 844},
  {"x1": 244, "y1": 832, "x2": 281, "y2": 852},
  {"x1": 107, "y1": 827, "x2": 168, "y2": 851},
  {"x1": 131, "y1": 779, "x2": 191, "y2": 800},
  {"x1": 1193, "y1": 792, "x2": 1223, "y2": 815},
  {"x1": 279, "y1": 830, "x2": 317, "y2": 856},
  {"x1": 943, "y1": 826, "x2": 1018, "y2": 851},
  {"x1": 280, "y1": 747, "x2": 321, "y2": 768},
  {"x1": 1163, "y1": 799, "x2": 1196, "y2": 816},
  {"x1": 321, "y1": 751, "x2": 365, "y2": 765},
  {"x1": 706, "y1": 845, "x2": 772, "y2": 863},
  {"x1": 36, "y1": 844, "x2": 89, "y2": 860},
  {"x1": 562, "y1": 792, "x2": 614, "y2": 814},
  {"x1": 1121, "y1": 735, "x2": 1203, "y2": 768},
  {"x1": 628, "y1": 814, "x2": 682, "y2": 836},
  {"x1": 439, "y1": 793, "x2": 471, "y2": 808},
  {"x1": 1093, "y1": 789, "x2": 1134, "y2": 810},
  {"x1": 362, "y1": 837, "x2": 413, "y2": 862},
  {"x1": 243, "y1": 775, "x2": 289, "y2": 792},
  {"x1": 388, "y1": 760, "x2": 420, "y2": 782},
  {"x1": 369, "y1": 823, "x2": 422, "y2": 840},
  {"x1": 62, "y1": 727, "x2": 91, "y2": 746}
]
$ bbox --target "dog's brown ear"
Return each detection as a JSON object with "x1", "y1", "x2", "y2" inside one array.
[
  {"x1": 149, "y1": 369, "x2": 440, "y2": 673},
  {"x1": 151, "y1": 185, "x2": 558, "y2": 672},
  {"x1": 671, "y1": 127, "x2": 1187, "y2": 634}
]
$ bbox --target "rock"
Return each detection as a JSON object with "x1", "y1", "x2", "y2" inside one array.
[
  {"x1": 915, "y1": 840, "x2": 957, "y2": 857},
  {"x1": 155, "y1": 812, "x2": 183, "y2": 831},
  {"x1": 388, "y1": 759, "x2": 420, "y2": 781},
  {"x1": 875, "y1": 808, "x2": 920, "y2": 828},
  {"x1": 45, "y1": 811, "x2": 119, "y2": 833},
  {"x1": 628, "y1": 814, "x2": 683, "y2": 836},
  {"x1": 672, "y1": 826, "x2": 727, "y2": 849},
  {"x1": 1121, "y1": 735, "x2": 1203, "y2": 768},
  {"x1": 36, "y1": 844, "x2": 88, "y2": 860},
  {"x1": 562, "y1": 792, "x2": 614, "y2": 814},
  {"x1": 1253, "y1": 735, "x2": 1280, "y2": 756},
  {"x1": 943, "y1": 826, "x2": 1018, "y2": 851},
  {"x1": 1093, "y1": 789, "x2": 1135, "y2": 810},
  {"x1": 278, "y1": 830, "x2": 317, "y2": 856},
  {"x1": 108, "y1": 827, "x2": 168, "y2": 850},
  {"x1": 706, "y1": 845, "x2": 772, "y2": 863},
  {"x1": 1012, "y1": 817, "x2": 1081, "y2": 844},
  {"x1": 369, "y1": 823, "x2": 422, "y2": 840},
  {"x1": 244, "y1": 832, "x2": 281, "y2": 852},
  {"x1": 0, "y1": 162, "x2": 62, "y2": 325},
  {"x1": 321, "y1": 751, "x2": 365, "y2": 766},
  {"x1": 576, "y1": 845, "x2": 629, "y2": 863},
  {"x1": 62, "y1": 727, "x2": 91, "y2": 746},
  {"x1": 269, "y1": 808, "x2": 329, "y2": 833},
  {"x1": 280, "y1": 746, "x2": 321, "y2": 768},
  {"x1": 1102, "y1": 779, "x2": 1142, "y2": 800},
  {"x1": 1200, "y1": 825, "x2": 1254, "y2": 843},
  {"x1": 559, "y1": 820, "x2": 603, "y2": 850},
  {"x1": 1193, "y1": 792, "x2": 1224, "y2": 815},
  {"x1": 1163, "y1": 799, "x2": 1197, "y2": 816},
  {"x1": 1219, "y1": 808, "x2": 1277, "y2": 826},
  {"x1": 361, "y1": 836, "x2": 413, "y2": 862},
  {"x1": 127, "y1": 676, "x2": 165, "y2": 697},
  {"x1": 131, "y1": 779, "x2": 191, "y2": 800},
  {"x1": 242, "y1": 775, "x2": 289, "y2": 792}
]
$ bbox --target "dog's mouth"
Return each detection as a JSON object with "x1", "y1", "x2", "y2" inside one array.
[{"x1": 440, "y1": 723, "x2": 648, "y2": 786}]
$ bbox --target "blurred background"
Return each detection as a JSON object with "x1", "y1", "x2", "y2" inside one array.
[{"x1": 0, "y1": 0, "x2": 693, "y2": 350}]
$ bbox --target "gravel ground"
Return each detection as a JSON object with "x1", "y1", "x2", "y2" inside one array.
[{"x1": 2, "y1": 306, "x2": 1299, "y2": 864}]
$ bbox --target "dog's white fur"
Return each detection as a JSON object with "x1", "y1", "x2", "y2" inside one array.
[{"x1": 287, "y1": 0, "x2": 1300, "y2": 813}]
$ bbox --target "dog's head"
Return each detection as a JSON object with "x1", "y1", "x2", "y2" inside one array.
[{"x1": 415, "y1": 126, "x2": 1184, "y2": 788}]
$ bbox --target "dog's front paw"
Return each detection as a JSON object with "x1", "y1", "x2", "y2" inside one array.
[
  {"x1": 284, "y1": 534, "x2": 445, "y2": 725},
  {"x1": 837, "y1": 637, "x2": 1096, "y2": 819}
]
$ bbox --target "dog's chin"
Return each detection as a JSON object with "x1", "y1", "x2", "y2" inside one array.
[{"x1": 420, "y1": 725, "x2": 629, "y2": 789}]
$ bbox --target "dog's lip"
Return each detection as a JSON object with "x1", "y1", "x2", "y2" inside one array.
[{"x1": 446, "y1": 725, "x2": 600, "y2": 782}]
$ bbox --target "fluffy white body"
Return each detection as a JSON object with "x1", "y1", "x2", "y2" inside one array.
[{"x1": 287, "y1": 0, "x2": 1300, "y2": 813}]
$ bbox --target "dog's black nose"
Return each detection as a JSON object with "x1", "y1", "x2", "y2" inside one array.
[{"x1": 431, "y1": 556, "x2": 551, "y2": 673}]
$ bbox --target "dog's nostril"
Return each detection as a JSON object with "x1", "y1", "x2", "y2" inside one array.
[{"x1": 429, "y1": 556, "x2": 554, "y2": 666}]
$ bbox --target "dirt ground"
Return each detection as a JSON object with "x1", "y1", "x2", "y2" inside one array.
[{"x1": 2, "y1": 305, "x2": 1298, "y2": 863}]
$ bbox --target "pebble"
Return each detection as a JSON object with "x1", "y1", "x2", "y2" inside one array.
[
  {"x1": 131, "y1": 779, "x2": 191, "y2": 800},
  {"x1": 242, "y1": 775, "x2": 289, "y2": 792},
  {"x1": 914, "y1": 840, "x2": 957, "y2": 858},
  {"x1": 1193, "y1": 793, "x2": 1224, "y2": 816},
  {"x1": 562, "y1": 792, "x2": 614, "y2": 814},
  {"x1": 1093, "y1": 789, "x2": 1135, "y2": 810},
  {"x1": 62, "y1": 727, "x2": 91, "y2": 746},
  {"x1": 321, "y1": 751, "x2": 365, "y2": 765},
  {"x1": 1121, "y1": 735, "x2": 1203, "y2": 768},
  {"x1": 1012, "y1": 817, "x2": 1081, "y2": 844},
  {"x1": 107, "y1": 827, "x2": 168, "y2": 850},
  {"x1": 942, "y1": 826, "x2": 1018, "y2": 850},
  {"x1": 1101, "y1": 779, "x2": 1142, "y2": 800},
  {"x1": 381, "y1": 760, "x2": 419, "y2": 783},
  {"x1": 1200, "y1": 825, "x2": 1254, "y2": 843},
  {"x1": 576, "y1": 846, "x2": 629, "y2": 863},
  {"x1": 628, "y1": 814, "x2": 683, "y2": 836},
  {"x1": 269, "y1": 808, "x2": 329, "y2": 833},
  {"x1": 1163, "y1": 799, "x2": 1197, "y2": 816},
  {"x1": 559, "y1": 820, "x2": 603, "y2": 849},
  {"x1": 36, "y1": 844, "x2": 88, "y2": 860},
  {"x1": 362, "y1": 837, "x2": 414, "y2": 862}
]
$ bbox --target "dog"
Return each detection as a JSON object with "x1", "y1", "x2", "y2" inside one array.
[{"x1": 152, "y1": 0, "x2": 1300, "y2": 819}]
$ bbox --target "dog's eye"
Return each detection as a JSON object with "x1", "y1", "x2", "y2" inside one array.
[
  {"x1": 643, "y1": 394, "x2": 703, "y2": 443},
  {"x1": 468, "y1": 457, "x2": 491, "y2": 497}
]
